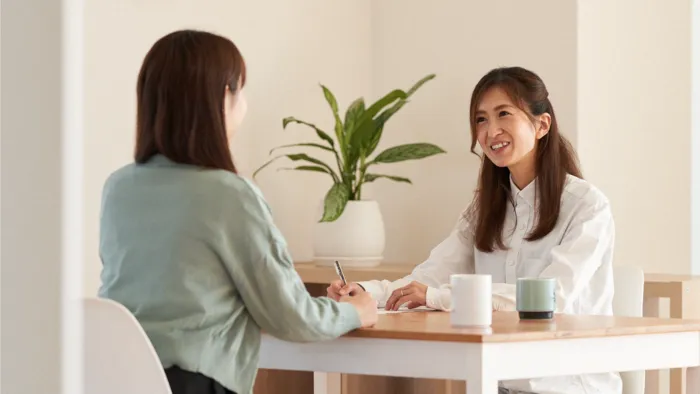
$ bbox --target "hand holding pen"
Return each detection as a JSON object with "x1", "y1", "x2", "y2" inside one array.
[
  {"x1": 329, "y1": 260, "x2": 378, "y2": 327},
  {"x1": 326, "y1": 260, "x2": 366, "y2": 301}
]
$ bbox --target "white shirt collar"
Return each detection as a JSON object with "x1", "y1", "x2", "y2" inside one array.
[{"x1": 509, "y1": 176, "x2": 537, "y2": 207}]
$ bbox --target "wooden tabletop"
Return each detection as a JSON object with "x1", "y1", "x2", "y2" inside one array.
[
  {"x1": 345, "y1": 311, "x2": 700, "y2": 343},
  {"x1": 644, "y1": 273, "x2": 700, "y2": 283},
  {"x1": 294, "y1": 262, "x2": 414, "y2": 283},
  {"x1": 643, "y1": 273, "x2": 700, "y2": 300}
]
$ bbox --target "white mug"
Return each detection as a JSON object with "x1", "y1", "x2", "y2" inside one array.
[{"x1": 450, "y1": 274, "x2": 492, "y2": 327}]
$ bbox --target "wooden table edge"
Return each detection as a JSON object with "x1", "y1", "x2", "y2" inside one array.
[
  {"x1": 346, "y1": 324, "x2": 700, "y2": 343},
  {"x1": 344, "y1": 312, "x2": 700, "y2": 344}
]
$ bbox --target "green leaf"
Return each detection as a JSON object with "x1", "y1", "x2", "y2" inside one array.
[
  {"x1": 320, "y1": 183, "x2": 350, "y2": 222},
  {"x1": 350, "y1": 89, "x2": 407, "y2": 141},
  {"x1": 363, "y1": 89, "x2": 408, "y2": 121},
  {"x1": 321, "y1": 85, "x2": 339, "y2": 113},
  {"x1": 269, "y1": 142, "x2": 334, "y2": 155},
  {"x1": 347, "y1": 89, "x2": 408, "y2": 166},
  {"x1": 406, "y1": 73, "x2": 436, "y2": 96},
  {"x1": 365, "y1": 123, "x2": 385, "y2": 157},
  {"x1": 365, "y1": 74, "x2": 436, "y2": 156},
  {"x1": 277, "y1": 165, "x2": 332, "y2": 176},
  {"x1": 252, "y1": 153, "x2": 339, "y2": 182},
  {"x1": 364, "y1": 173, "x2": 412, "y2": 184},
  {"x1": 344, "y1": 98, "x2": 365, "y2": 136},
  {"x1": 282, "y1": 117, "x2": 335, "y2": 148},
  {"x1": 252, "y1": 156, "x2": 281, "y2": 179},
  {"x1": 286, "y1": 153, "x2": 338, "y2": 179},
  {"x1": 321, "y1": 85, "x2": 345, "y2": 159},
  {"x1": 369, "y1": 143, "x2": 446, "y2": 165}
]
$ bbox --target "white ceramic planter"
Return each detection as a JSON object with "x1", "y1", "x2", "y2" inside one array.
[{"x1": 312, "y1": 200, "x2": 385, "y2": 267}]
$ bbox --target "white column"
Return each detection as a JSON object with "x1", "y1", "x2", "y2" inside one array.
[
  {"x1": 692, "y1": 0, "x2": 700, "y2": 275},
  {"x1": 1, "y1": 0, "x2": 84, "y2": 393}
]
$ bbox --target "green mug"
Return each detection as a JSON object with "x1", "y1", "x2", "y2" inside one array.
[{"x1": 516, "y1": 277, "x2": 556, "y2": 320}]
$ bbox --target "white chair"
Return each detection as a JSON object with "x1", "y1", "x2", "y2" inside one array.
[
  {"x1": 83, "y1": 297, "x2": 172, "y2": 394},
  {"x1": 612, "y1": 265, "x2": 646, "y2": 394}
]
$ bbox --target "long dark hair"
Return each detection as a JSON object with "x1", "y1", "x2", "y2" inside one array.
[
  {"x1": 466, "y1": 67, "x2": 582, "y2": 252},
  {"x1": 134, "y1": 29, "x2": 246, "y2": 173}
]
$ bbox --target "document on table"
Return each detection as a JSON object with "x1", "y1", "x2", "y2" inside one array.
[{"x1": 377, "y1": 306, "x2": 435, "y2": 314}]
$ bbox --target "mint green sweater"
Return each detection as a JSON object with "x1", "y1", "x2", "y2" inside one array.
[{"x1": 98, "y1": 154, "x2": 361, "y2": 394}]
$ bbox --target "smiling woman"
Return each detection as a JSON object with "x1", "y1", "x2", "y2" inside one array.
[
  {"x1": 327, "y1": 67, "x2": 621, "y2": 394},
  {"x1": 467, "y1": 67, "x2": 582, "y2": 253}
]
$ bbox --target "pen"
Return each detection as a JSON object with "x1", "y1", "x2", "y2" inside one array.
[{"x1": 334, "y1": 260, "x2": 347, "y2": 286}]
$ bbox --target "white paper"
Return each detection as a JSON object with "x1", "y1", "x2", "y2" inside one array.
[{"x1": 377, "y1": 306, "x2": 434, "y2": 314}]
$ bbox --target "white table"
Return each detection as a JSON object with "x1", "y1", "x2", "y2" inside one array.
[{"x1": 259, "y1": 311, "x2": 700, "y2": 394}]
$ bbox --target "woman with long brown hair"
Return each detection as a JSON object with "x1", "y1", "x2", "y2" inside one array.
[
  {"x1": 328, "y1": 67, "x2": 621, "y2": 393},
  {"x1": 98, "y1": 29, "x2": 378, "y2": 394}
]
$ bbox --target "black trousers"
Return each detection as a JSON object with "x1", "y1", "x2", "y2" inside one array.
[{"x1": 165, "y1": 366, "x2": 237, "y2": 394}]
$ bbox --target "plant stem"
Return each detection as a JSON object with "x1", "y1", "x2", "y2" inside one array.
[
  {"x1": 333, "y1": 148, "x2": 352, "y2": 198},
  {"x1": 354, "y1": 154, "x2": 367, "y2": 200},
  {"x1": 334, "y1": 152, "x2": 344, "y2": 184}
]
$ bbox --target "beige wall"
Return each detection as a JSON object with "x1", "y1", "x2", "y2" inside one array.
[
  {"x1": 83, "y1": 0, "x2": 373, "y2": 294},
  {"x1": 83, "y1": 1, "x2": 578, "y2": 294},
  {"x1": 83, "y1": 0, "x2": 696, "y2": 298},
  {"x1": 577, "y1": 0, "x2": 692, "y2": 276}
]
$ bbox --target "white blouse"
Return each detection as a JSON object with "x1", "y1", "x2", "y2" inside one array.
[{"x1": 359, "y1": 174, "x2": 622, "y2": 394}]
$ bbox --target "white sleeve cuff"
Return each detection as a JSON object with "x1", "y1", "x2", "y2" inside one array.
[
  {"x1": 357, "y1": 280, "x2": 387, "y2": 307},
  {"x1": 491, "y1": 283, "x2": 517, "y2": 311},
  {"x1": 426, "y1": 286, "x2": 452, "y2": 311}
]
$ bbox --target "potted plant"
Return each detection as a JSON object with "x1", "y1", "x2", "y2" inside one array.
[{"x1": 253, "y1": 74, "x2": 446, "y2": 267}]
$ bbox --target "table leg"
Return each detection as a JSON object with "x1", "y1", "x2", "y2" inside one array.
[
  {"x1": 314, "y1": 372, "x2": 341, "y2": 394},
  {"x1": 644, "y1": 297, "x2": 661, "y2": 394},
  {"x1": 466, "y1": 378, "x2": 498, "y2": 394},
  {"x1": 670, "y1": 282, "x2": 700, "y2": 394},
  {"x1": 686, "y1": 366, "x2": 700, "y2": 394},
  {"x1": 670, "y1": 292, "x2": 686, "y2": 394}
]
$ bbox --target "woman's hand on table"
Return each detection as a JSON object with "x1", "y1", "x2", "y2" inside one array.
[
  {"x1": 340, "y1": 292, "x2": 378, "y2": 328},
  {"x1": 327, "y1": 280, "x2": 365, "y2": 301},
  {"x1": 385, "y1": 281, "x2": 428, "y2": 311}
]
